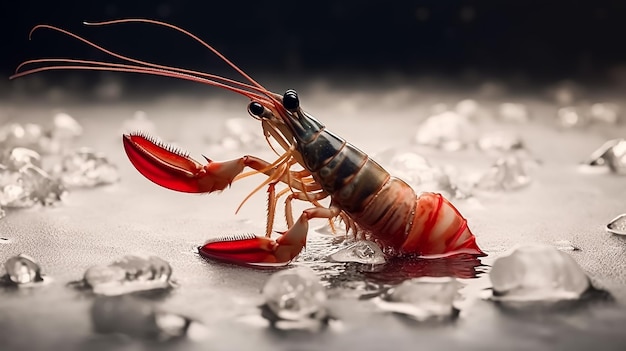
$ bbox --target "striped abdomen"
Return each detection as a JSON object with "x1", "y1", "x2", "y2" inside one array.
[{"x1": 298, "y1": 129, "x2": 483, "y2": 257}]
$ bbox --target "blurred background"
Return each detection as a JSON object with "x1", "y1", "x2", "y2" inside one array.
[{"x1": 3, "y1": 0, "x2": 626, "y2": 94}]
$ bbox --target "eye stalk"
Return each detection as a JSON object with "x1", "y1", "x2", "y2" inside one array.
[
  {"x1": 283, "y1": 89, "x2": 299, "y2": 111},
  {"x1": 248, "y1": 101, "x2": 265, "y2": 117}
]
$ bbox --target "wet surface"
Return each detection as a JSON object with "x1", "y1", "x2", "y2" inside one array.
[{"x1": 1, "y1": 85, "x2": 626, "y2": 350}]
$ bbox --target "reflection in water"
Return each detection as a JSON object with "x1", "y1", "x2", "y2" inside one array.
[
  {"x1": 90, "y1": 295, "x2": 207, "y2": 341},
  {"x1": 364, "y1": 254, "x2": 487, "y2": 285},
  {"x1": 298, "y1": 234, "x2": 486, "y2": 294}
]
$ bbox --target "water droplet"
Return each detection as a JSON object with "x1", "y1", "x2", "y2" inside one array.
[
  {"x1": 375, "y1": 277, "x2": 460, "y2": 321},
  {"x1": 328, "y1": 240, "x2": 386, "y2": 264},
  {"x1": 490, "y1": 245, "x2": 590, "y2": 302},
  {"x1": 606, "y1": 214, "x2": 626, "y2": 236},
  {"x1": 3, "y1": 254, "x2": 44, "y2": 285},
  {"x1": 83, "y1": 255, "x2": 173, "y2": 296},
  {"x1": 262, "y1": 267, "x2": 327, "y2": 321}
]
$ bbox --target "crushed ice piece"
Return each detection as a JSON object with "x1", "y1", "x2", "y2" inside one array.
[
  {"x1": 499, "y1": 103, "x2": 529, "y2": 123},
  {"x1": 490, "y1": 245, "x2": 590, "y2": 302},
  {"x1": 52, "y1": 112, "x2": 83, "y2": 140},
  {"x1": 83, "y1": 255, "x2": 173, "y2": 296},
  {"x1": 0, "y1": 164, "x2": 63, "y2": 208},
  {"x1": 328, "y1": 240, "x2": 386, "y2": 264},
  {"x1": 2, "y1": 148, "x2": 42, "y2": 170},
  {"x1": 414, "y1": 111, "x2": 476, "y2": 151},
  {"x1": 553, "y1": 240, "x2": 581, "y2": 251},
  {"x1": 121, "y1": 111, "x2": 157, "y2": 134},
  {"x1": 18, "y1": 165, "x2": 65, "y2": 206},
  {"x1": 557, "y1": 106, "x2": 587, "y2": 128},
  {"x1": 0, "y1": 164, "x2": 20, "y2": 188},
  {"x1": 590, "y1": 103, "x2": 621, "y2": 124},
  {"x1": 262, "y1": 267, "x2": 327, "y2": 321},
  {"x1": 475, "y1": 154, "x2": 531, "y2": 191},
  {"x1": 54, "y1": 148, "x2": 120, "y2": 188},
  {"x1": 477, "y1": 131, "x2": 523, "y2": 152},
  {"x1": 374, "y1": 277, "x2": 460, "y2": 321},
  {"x1": 606, "y1": 214, "x2": 626, "y2": 236},
  {"x1": 91, "y1": 295, "x2": 206, "y2": 340},
  {"x1": 0, "y1": 184, "x2": 32, "y2": 208},
  {"x1": 581, "y1": 139, "x2": 626, "y2": 175},
  {"x1": 2, "y1": 254, "x2": 44, "y2": 285}
]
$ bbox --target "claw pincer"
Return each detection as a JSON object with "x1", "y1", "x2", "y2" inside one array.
[
  {"x1": 200, "y1": 213, "x2": 309, "y2": 267},
  {"x1": 123, "y1": 133, "x2": 244, "y2": 193}
]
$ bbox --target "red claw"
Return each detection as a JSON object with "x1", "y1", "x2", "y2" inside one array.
[
  {"x1": 123, "y1": 133, "x2": 245, "y2": 193},
  {"x1": 199, "y1": 213, "x2": 310, "y2": 267}
]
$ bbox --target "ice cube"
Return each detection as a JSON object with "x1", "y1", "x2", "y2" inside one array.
[
  {"x1": 606, "y1": 214, "x2": 626, "y2": 236},
  {"x1": 475, "y1": 154, "x2": 531, "y2": 191},
  {"x1": 590, "y1": 103, "x2": 620, "y2": 124},
  {"x1": 582, "y1": 139, "x2": 626, "y2": 175},
  {"x1": 375, "y1": 277, "x2": 460, "y2": 321},
  {"x1": 83, "y1": 255, "x2": 173, "y2": 296},
  {"x1": 262, "y1": 267, "x2": 327, "y2": 321},
  {"x1": 414, "y1": 111, "x2": 476, "y2": 151},
  {"x1": 18, "y1": 165, "x2": 65, "y2": 206},
  {"x1": 499, "y1": 103, "x2": 529, "y2": 123},
  {"x1": 328, "y1": 240, "x2": 386, "y2": 264},
  {"x1": 3, "y1": 254, "x2": 44, "y2": 285},
  {"x1": 0, "y1": 184, "x2": 34, "y2": 208},
  {"x1": 489, "y1": 245, "x2": 590, "y2": 301},
  {"x1": 55, "y1": 148, "x2": 120, "y2": 187},
  {"x1": 91, "y1": 295, "x2": 203, "y2": 340}
]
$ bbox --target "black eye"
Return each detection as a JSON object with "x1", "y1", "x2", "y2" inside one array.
[
  {"x1": 248, "y1": 102, "x2": 265, "y2": 116},
  {"x1": 283, "y1": 89, "x2": 299, "y2": 111}
]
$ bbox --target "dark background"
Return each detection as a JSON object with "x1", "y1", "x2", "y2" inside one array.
[{"x1": 3, "y1": 0, "x2": 626, "y2": 88}]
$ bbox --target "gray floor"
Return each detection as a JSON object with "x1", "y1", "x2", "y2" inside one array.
[{"x1": 1, "y1": 84, "x2": 626, "y2": 351}]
